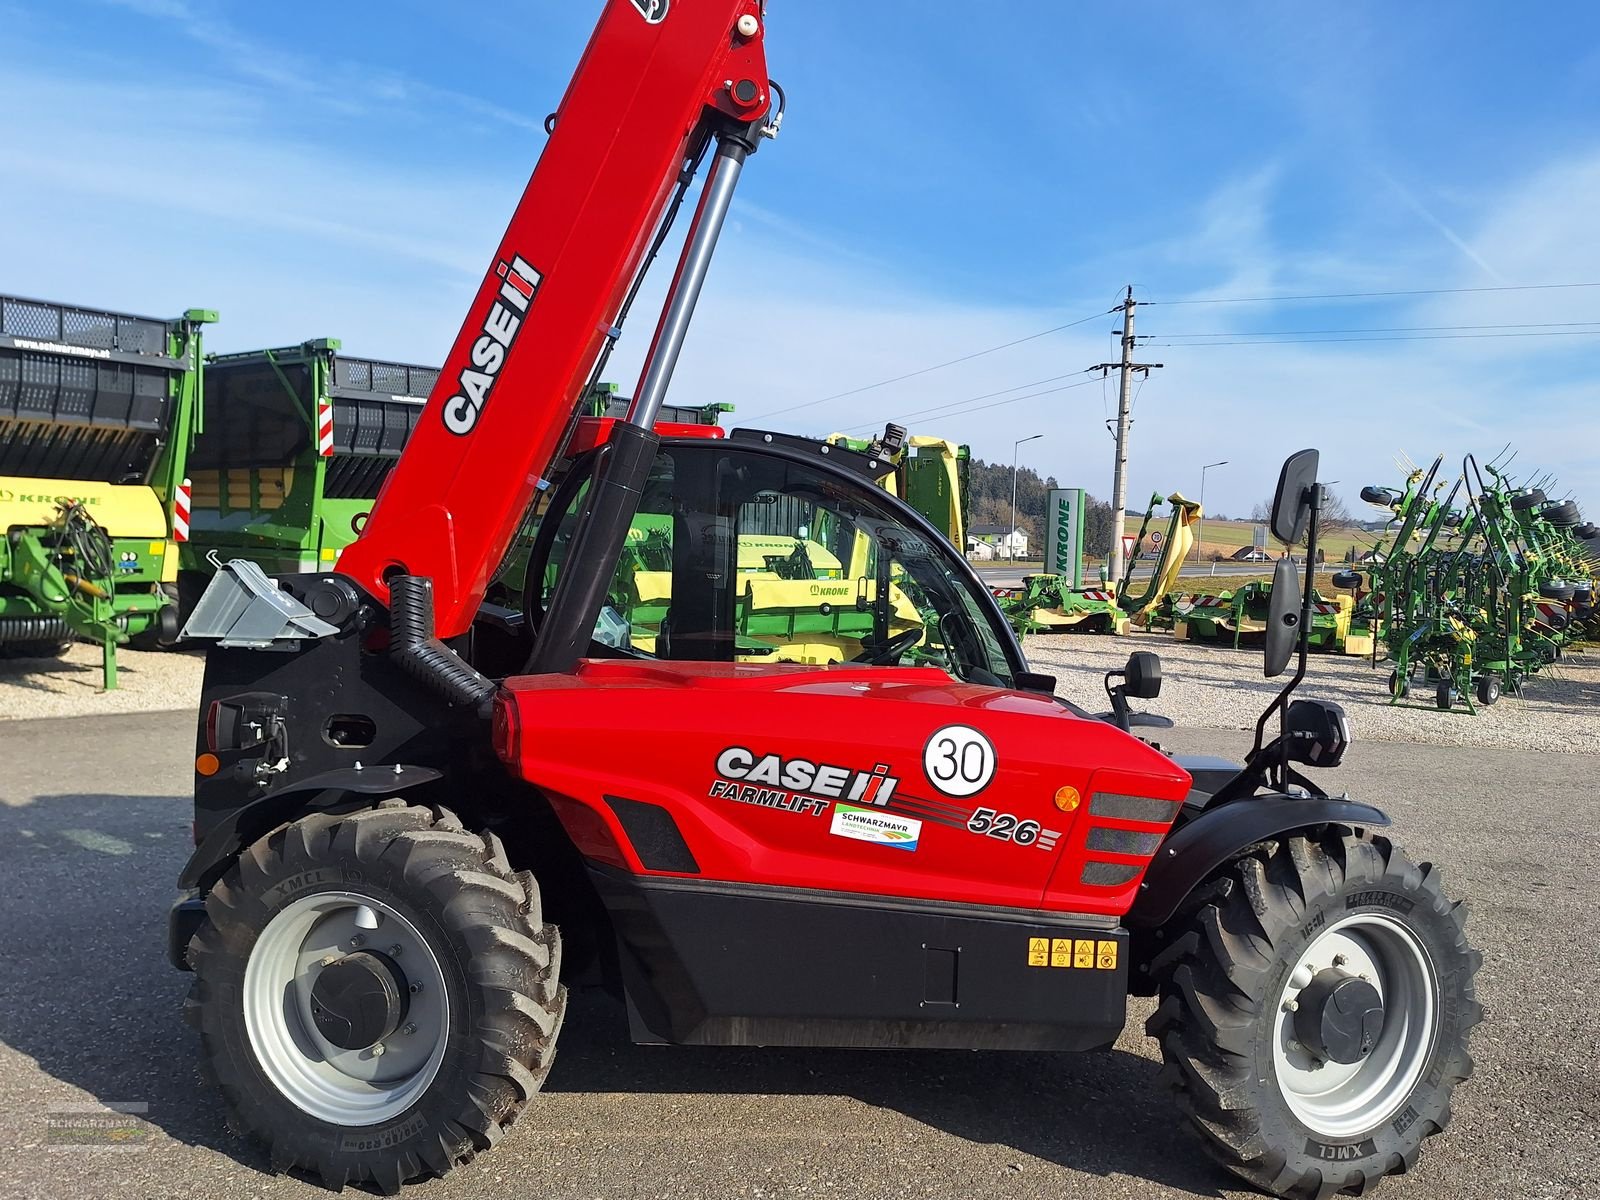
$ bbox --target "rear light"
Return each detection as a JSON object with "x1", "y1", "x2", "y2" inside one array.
[
  {"x1": 203, "y1": 692, "x2": 285, "y2": 751},
  {"x1": 490, "y1": 691, "x2": 520, "y2": 763}
]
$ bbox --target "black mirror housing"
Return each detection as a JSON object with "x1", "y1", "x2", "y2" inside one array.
[
  {"x1": 1263, "y1": 557, "x2": 1302, "y2": 678},
  {"x1": 1124, "y1": 652, "x2": 1162, "y2": 700},
  {"x1": 1270, "y1": 449, "x2": 1320, "y2": 545}
]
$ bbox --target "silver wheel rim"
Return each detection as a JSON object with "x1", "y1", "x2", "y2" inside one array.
[
  {"x1": 243, "y1": 891, "x2": 450, "y2": 1126},
  {"x1": 1272, "y1": 912, "x2": 1438, "y2": 1139}
]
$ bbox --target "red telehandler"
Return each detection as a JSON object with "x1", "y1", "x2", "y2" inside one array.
[{"x1": 170, "y1": 3, "x2": 1480, "y2": 1196}]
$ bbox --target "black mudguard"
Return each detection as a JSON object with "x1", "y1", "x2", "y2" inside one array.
[
  {"x1": 1126, "y1": 794, "x2": 1390, "y2": 932},
  {"x1": 177, "y1": 765, "x2": 442, "y2": 892}
]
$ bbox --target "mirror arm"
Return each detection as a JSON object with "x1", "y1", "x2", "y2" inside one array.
[
  {"x1": 1280, "y1": 482, "x2": 1322, "y2": 779},
  {"x1": 1249, "y1": 482, "x2": 1323, "y2": 784},
  {"x1": 1104, "y1": 670, "x2": 1131, "y2": 732}
]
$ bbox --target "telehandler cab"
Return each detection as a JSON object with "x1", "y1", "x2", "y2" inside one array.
[{"x1": 170, "y1": 4, "x2": 1479, "y2": 1197}]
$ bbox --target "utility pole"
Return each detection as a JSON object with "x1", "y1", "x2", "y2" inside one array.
[{"x1": 1093, "y1": 287, "x2": 1162, "y2": 584}]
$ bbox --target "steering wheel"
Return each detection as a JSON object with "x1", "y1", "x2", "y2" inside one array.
[{"x1": 850, "y1": 627, "x2": 923, "y2": 666}]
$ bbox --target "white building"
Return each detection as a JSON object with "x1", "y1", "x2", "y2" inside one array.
[{"x1": 967, "y1": 523, "x2": 1029, "y2": 560}]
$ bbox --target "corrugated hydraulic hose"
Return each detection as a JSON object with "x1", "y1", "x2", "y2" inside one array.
[{"x1": 388, "y1": 574, "x2": 497, "y2": 715}]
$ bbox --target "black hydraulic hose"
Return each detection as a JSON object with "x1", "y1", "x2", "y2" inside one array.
[
  {"x1": 524, "y1": 421, "x2": 661, "y2": 677},
  {"x1": 389, "y1": 574, "x2": 497, "y2": 715}
]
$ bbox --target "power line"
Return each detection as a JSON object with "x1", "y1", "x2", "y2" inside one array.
[
  {"x1": 747, "y1": 307, "x2": 1112, "y2": 421},
  {"x1": 1144, "y1": 330, "x2": 1600, "y2": 347},
  {"x1": 849, "y1": 369, "x2": 1089, "y2": 422},
  {"x1": 1145, "y1": 282, "x2": 1600, "y2": 306},
  {"x1": 840, "y1": 375, "x2": 1101, "y2": 433},
  {"x1": 1155, "y1": 320, "x2": 1600, "y2": 338}
]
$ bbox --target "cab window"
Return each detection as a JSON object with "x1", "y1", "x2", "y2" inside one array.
[{"x1": 534, "y1": 443, "x2": 1015, "y2": 685}]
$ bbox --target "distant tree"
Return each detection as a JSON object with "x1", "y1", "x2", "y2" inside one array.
[
  {"x1": 1252, "y1": 490, "x2": 1357, "y2": 544},
  {"x1": 965, "y1": 459, "x2": 1112, "y2": 560},
  {"x1": 1320, "y1": 491, "x2": 1357, "y2": 531},
  {"x1": 1083, "y1": 495, "x2": 1114, "y2": 557}
]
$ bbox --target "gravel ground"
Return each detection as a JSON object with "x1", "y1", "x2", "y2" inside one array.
[
  {"x1": 1029, "y1": 631, "x2": 1600, "y2": 755},
  {"x1": 0, "y1": 643, "x2": 205, "y2": 720},
  {"x1": 0, "y1": 713, "x2": 1593, "y2": 1200},
  {"x1": 5, "y1": 633, "x2": 1600, "y2": 756}
]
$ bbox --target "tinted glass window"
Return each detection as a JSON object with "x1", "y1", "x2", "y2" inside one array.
[{"x1": 534, "y1": 444, "x2": 1015, "y2": 685}]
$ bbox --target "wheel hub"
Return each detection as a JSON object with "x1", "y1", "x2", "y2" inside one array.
[
  {"x1": 244, "y1": 891, "x2": 450, "y2": 1125},
  {"x1": 1272, "y1": 914, "x2": 1440, "y2": 1139},
  {"x1": 1293, "y1": 968, "x2": 1384, "y2": 1065},
  {"x1": 310, "y1": 950, "x2": 410, "y2": 1050}
]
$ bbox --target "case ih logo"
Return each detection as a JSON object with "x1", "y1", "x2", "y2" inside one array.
[
  {"x1": 442, "y1": 255, "x2": 543, "y2": 436},
  {"x1": 710, "y1": 747, "x2": 900, "y2": 817},
  {"x1": 630, "y1": 0, "x2": 668, "y2": 22}
]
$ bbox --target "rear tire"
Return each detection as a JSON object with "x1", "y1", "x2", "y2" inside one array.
[
  {"x1": 1147, "y1": 830, "x2": 1481, "y2": 1199},
  {"x1": 187, "y1": 801, "x2": 565, "y2": 1193},
  {"x1": 128, "y1": 583, "x2": 181, "y2": 651},
  {"x1": 1386, "y1": 671, "x2": 1407, "y2": 699},
  {"x1": 1475, "y1": 677, "x2": 1501, "y2": 707}
]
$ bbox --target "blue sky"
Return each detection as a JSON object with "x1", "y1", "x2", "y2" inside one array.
[{"x1": 4, "y1": 0, "x2": 1599, "y2": 518}]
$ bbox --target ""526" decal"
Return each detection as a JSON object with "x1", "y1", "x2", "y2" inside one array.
[{"x1": 967, "y1": 807, "x2": 1041, "y2": 846}]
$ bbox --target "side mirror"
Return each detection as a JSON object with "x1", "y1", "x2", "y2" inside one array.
[
  {"x1": 1264, "y1": 556, "x2": 1302, "y2": 678},
  {"x1": 1124, "y1": 651, "x2": 1162, "y2": 700},
  {"x1": 1270, "y1": 449, "x2": 1320, "y2": 545}
]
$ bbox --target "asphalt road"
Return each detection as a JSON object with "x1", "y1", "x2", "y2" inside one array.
[{"x1": 0, "y1": 711, "x2": 1594, "y2": 1200}]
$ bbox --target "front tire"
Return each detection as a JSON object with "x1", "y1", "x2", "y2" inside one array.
[
  {"x1": 187, "y1": 801, "x2": 564, "y2": 1193},
  {"x1": 1147, "y1": 830, "x2": 1481, "y2": 1199}
]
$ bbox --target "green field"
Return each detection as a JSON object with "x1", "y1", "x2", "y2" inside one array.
[{"x1": 1179, "y1": 518, "x2": 1379, "y2": 563}]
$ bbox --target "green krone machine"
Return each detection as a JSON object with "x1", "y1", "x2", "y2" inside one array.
[
  {"x1": 181, "y1": 341, "x2": 440, "y2": 605},
  {"x1": 826, "y1": 424, "x2": 970, "y2": 549},
  {"x1": 999, "y1": 491, "x2": 1201, "y2": 636},
  {"x1": 0, "y1": 292, "x2": 213, "y2": 687}
]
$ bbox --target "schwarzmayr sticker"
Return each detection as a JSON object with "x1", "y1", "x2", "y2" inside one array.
[{"x1": 830, "y1": 804, "x2": 921, "y2": 852}]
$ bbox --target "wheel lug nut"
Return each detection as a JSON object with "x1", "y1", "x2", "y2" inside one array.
[
  {"x1": 1332, "y1": 953, "x2": 1348, "y2": 967},
  {"x1": 402, "y1": 1023, "x2": 417, "y2": 1036},
  {"x1": 371, "y1": 1042, "x2": 385, "y2": 1057},
  {"x1": 409, "y1": 981, "x2": 423, "y2": 994},
  {"x1": 319, "y1": 956, "x2": 337, "y2": 968},
  {"x1": 350, "y1": 934, "x2": 365, "y2": 947},
  {"x1": 1283, "y1": 999, "x2": 1299, "y2": 1013},
  {"x1": 388, "y1": 944, "x2": 403, "y2": 957}
]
